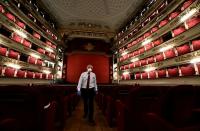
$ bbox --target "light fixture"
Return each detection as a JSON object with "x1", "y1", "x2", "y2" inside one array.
[
  {"x1": 123, "y1": 71, "x2": 130, "y2": 75},
  {"x1": 30, "y1": 53, "x2": 40, "y2": 59},
  {"x1": 159, "y1": 45, "x2": 173, "y2": 52},
  {"x1": 180, "y1": 8, "x2": 198, "y2": 22},
  {"x1": 190, "y1": 57, "x2": 200, "y2": 63},
  {"x1": 144, "y1": 67, "x2": 156, "y2": 72},
  {"x1": 15, "y1": 30, "x2": 27, "y2": 38},
  {"x1": 43, "y1": 70, "x2": 51, "y2": 74},
  {"x1": 142, "y1": 39, "x2": 152, "y2": 46},
  {"x1": 6, "y1": 63, "x2": 21, "y2": 69},
  {"x1": 121, "y1": 51, "x2": 128, "y2": 56},
  {"x1": 130, "y1": 58, "x2": 139, "y2": 62}
]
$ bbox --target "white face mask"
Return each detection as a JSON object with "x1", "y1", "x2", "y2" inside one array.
[{"x1": 87, "y1": 68, "x2": 92, "y2": 72}]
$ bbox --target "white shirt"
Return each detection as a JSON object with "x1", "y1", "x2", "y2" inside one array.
[{"x1": 77, "y1": 71, "x2": 98, "y2": 92}]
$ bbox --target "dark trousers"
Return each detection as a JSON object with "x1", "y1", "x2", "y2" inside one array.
[{"x1": 81, "y1": 88, "x2": 95, "y2": 121}]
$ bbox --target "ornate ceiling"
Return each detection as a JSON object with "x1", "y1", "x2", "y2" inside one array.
[{"x1": 39, "y1": 0, "x2": 145, "y2": 40}]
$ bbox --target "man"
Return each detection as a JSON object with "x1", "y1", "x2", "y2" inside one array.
[{"x1": 77, "y1": 64, "x2": 98, "y2": 124}]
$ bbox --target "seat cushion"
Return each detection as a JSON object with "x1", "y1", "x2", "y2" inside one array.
[
  {"x1": 176, "y1": 44, "x2": 191, "y2": 55},
  {"x1": 168, "y1": 67, "x2": 179, "y2": 77}
]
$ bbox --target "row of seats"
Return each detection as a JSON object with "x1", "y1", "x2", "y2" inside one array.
[
  {"x1": 0, "y1": 66, "x2": 53, "y2": 79},
  {"x1": 119, "y1": 0, "x2": 196, "y2": 51},
  {"x1": 96, "y1": 84, "x2": 200, "y2": 131},
  {"x1": 121, "y1": 63, "x2": 200, "y2": 80},
  {"x1": 0, "y1": 85, "x2": 80, "y2": 131}
]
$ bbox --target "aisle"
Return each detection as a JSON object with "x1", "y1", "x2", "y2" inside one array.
[{"x1": 63, "y1": 100, "x2": 116, "y2": 131}]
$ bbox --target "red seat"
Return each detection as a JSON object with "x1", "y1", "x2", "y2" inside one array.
[
  {"x1": 23, "y1": 40, "x2": 32, "y2": 48},
  {"x1": 120, "y1": 66, "x2": 124, "y2": 70},
  {"x1": 8, "y1": 50, "x2": 20, "y2": 60},
  {"x1": 119, "y1": 57, "x2": 124, "y2": 62},
  {"x1": 42, "y1": 73, "x2": 48, "y2": 79},
  {"x1": 46, "y1": 41, "x2": 52, "y2": 46},
  {"x1": 164, "y1": 49, "x2": 176, "y2": 59},
  {"x1": 147, "y1": 57, "x2": 155, "y2": 64},
  {"x1": 0, "y1": 5, "x2": 5, "y2": 13},
  {"x1": 149, "y1": 71, "x2": 157, "y2": 79},
  {"x1": 35, "y1": 72, "x2": 42, "y2": 79},
  {"x1": 197, "y1": 63, "x2": 200, "y2": 73},
  {"x1": 153, "y1": 39, "x2": 163, "y2": 46},
  {"x1": 181, "y1": 0, "x2": 194, "y2": 11},
  {"x1": 169, "y1": 12, "x2": 180, "y2": 20},
  {"x1": 33, "y1": 32, "x2": 41, "y2": 39},
  {"x1": 16, "y1": 70, "x2": 26, "y2": 78},
  {"x1": 159, "y1": 19, "x2": 168, "y2": 27},
  {"x1": 36, "y1": 59, "x2": 43, "y2": 66},
  {"x1": 176, "y1": 44, "x2": 190, "y2": 56},
  {"x1": 180, "y1": 64, "x2": 195, "y2": 76},
  {"x1": 144, "y1": 32, "x2": 151, "y2": 38},
  {"x1": 48, "y1": 74, "x2": 53, "y2": 79},
  {"x1": 157, "y1": 69, "x2": 166, "y2": 78},
  {"x1": 192, "y1": 40, "x2": 200, "y2": 51},
  {"x1": 37, "y1": 48, "x2": 45, "y2": 54},
  {"x1": 139, "y1": 47, "x2": 145, "y2": 54},
  {"x1": 155, "y1": 53, "x2": 164, "y2": 62},
  {"x1": 4, "y1": 67, "x2": 16, "y2": 77},
  {"x1": 124, "y1": 65, "x2": 129, "y2": 70},
  {"x1": 0, "y1": 47, "x2": 7, "y2": 56},
  {"x1": 137, "y1": 36, "x2": 143, "y2": 42},
  {"x1": 123, "y1": 54, "x2": 129, "y2": 60},
  {"x1": 151, "y1": 27, "x2": 159, "y2": 33},
  {"x1": 50, "y1": 53, "x2": 56, "y2": 59},
  {"x1": 51, "y1": 44, "x2": 56, "y2": 49},
  {"x1": 140, "y1": 59, "x2": 147, "y2": 66},
  {"x1": 186, "y1": 16, "x2": 200, "y2": 29},
  {"x1": 172, "y1": 26, "x2": 186, "y2": 37},
  {"x1": 5, "y1": 12, "x2": 15, "y2": 22},
  {"x1": 141, "y1": 72, "x2": 148, "y2": 79},
  {"x1": 133, "y1": 50, "x2": 139, "y2": 56},
  {"x1": 16, "y1": 21, "x2": 26, "y2": 29},
  {"x1": 168, "y1": 67, "x2": 179, "y2": 77},
  {"x1": 132, "y1": 40, "x2": 137, "y2": 46},
  {"x1": 135, "y1": 73, "x2": 141, "y2": 79},
  {"x1": 129, "y1": 63, "x2": 134, "y2": 69},
  {"x1": 27, "y1": 71, "x2": 35, "y2": 78},
  {"x1": 145, "y1": 43, "x2": 153, "y2": 51},
  {"x1": 12, "y1": 33, "x2": 23, "y2": 43},
  {"x1": 134, "y1": 61, "x2": 141, "y2": 67},
  {"x1": 28, "y1": 56, "x2": 37, "y2": 64}
]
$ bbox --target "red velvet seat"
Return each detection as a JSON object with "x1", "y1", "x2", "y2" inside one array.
[
  {"x1": 0, "y1": 5, "x2": 5, "y2": 13},
  {"x1": 42, "y1": 73, "x2": 48, "y2": 79},
  {"x1": 169, "y1": 12, "x2": 180, "y2": 20},
  {"x1": 4, "y1": 67, "x2": 16, "y2": 77},
  {"x1": 139, "y1": 47, "x2": 145, "y2": 54},
  {"x1": 133, "y1": 50, "x2": 139, "y2": 56},
  {"x1": 159, "y1": 19, "x2": 168, "y2": 27},
  {"x1": 129, "y1": 63, "x2": 134, "y2": 69},
  {"x1": 176, "y1": 44, "x2": 191, "y2": 56},
  {"x1": 164, "y1": 49, "x2": 176, "y2": 59},
  {"x1": 5, "y1": 12, "x2": 15, "y2": 22},
  {"x1": 157, "y1": 69, "x2": 166, "y2": 78},
  {"x1": 28, "y1": 56, "x2": 37, "y2": 65},
  {"x1": 149, "y1": 71, "x2": 157, "y2": 79},
  {"x1": 168, "y1": 67, "x2": 179, "y2": 77},
  {"x1": 151, "y1": 26, "x2": 159, "y2": 33},
  {"x1": 197, "y1": 63, "x2": 200, "y2": 73},
  {"x1": 180, "y1": 64, "x2": 195, "y2": 76},
  {"x1": 0, "y1": 47, "x2": 7, "y2": 56},
  {"x1": 155, "y1": 53, "x2": 164, "y2": 62},
  {"x1": 147, "y1": 56, "x2": 155, "y2": 64},
  {"x1": 132, "y1": 40, "x2": 137, "y2": 46},
  {"x1": 124, "y1": 65, "x2": 129, "y2": 70},
  {"x1": 27, "y1": 71, "x2": 35, "y2": 78},
  {"x1": 134, "y1": 61, "x2": 141, "y2": 67},
  {"x1": 16, "y1": 70, "x2": 26, "y2": 78},
  {"x1": 23, "y1": 40, "x2": 32, "y2": 48},
  {"x1": 8, "y1": 50, "x2": 20, "y2": 60},
  {"x1": 141, "y1": 72, "x2": 148, "y2": 79},
  {"x1": 153, "y1": 38, "x2": 163, "y2": 46},
  {"x1": 192, "y1": 40, "x2": 200, "y2": 51},
  {"x1": 135, "y1": 73, "x2": 141, "y2": 79},
  {"x1": 36, "y1": 59, "x2": 43, "y2": 66},
  {"x1": 145, "y1": 43, "x2": 153, "y2": 51},
  {"x1": 51, "y1": 44, "x2": 56, "y2": 49},
  {"x1": 50, "y1": 53, "x2": 56, "y2": 59},
  {"x1": 172, "y1": 26, "x2": 186, "y2": 37},
  {"x1": 119, "y1": 57, "x2": 124, "y2": 62},
  {"x1": 48, "y1": 74, "x2": 53, "y2": 79},
  {"x1": 140, "y1": 59, "x2": 147, "y2": 66},
  {"x1": 33, "y1": 32, "x2": 41, "y2": 39},
  {"x1": 144, "y1": 32, "x2": 151, "y2": 38},
  {"x1": 35, "y1": 72, "x2": 42, "y2": 79},
  {"x1": 16, "y1": 21, "x2": 26, "y2": 29},
  {"x1": 12, "y1": 33, "x2": 23, "y2": 43},
  {"x1": 46, "y1": 41, "x2": 52, "y2": 46},
  {"x1": 123, "y1": 54, "x2": 129, "y2": 60},
  {"x1": 120, "y1": 66, "x2": 124, "y2": 70},
  {"x1": 186, "y1": 16, "x2": 200, "y2": 29},
  {"x1": 181, "y1": 0, "x2": 194, "y2": 11},
  {"x1": 137, "y1": 36, "x2": 143, "y2": 42}
]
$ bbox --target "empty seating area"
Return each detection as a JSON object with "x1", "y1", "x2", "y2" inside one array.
[
  {"x1": 0, "y1": 85, "x2": 80, "y2": 131},
  {"x1": 96, "y1": 84, "x2": 200, "y2": 131}
]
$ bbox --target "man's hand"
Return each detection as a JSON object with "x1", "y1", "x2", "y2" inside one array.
[{"x1": 77, "y1": 91, "x2": 81, "y2": 96}]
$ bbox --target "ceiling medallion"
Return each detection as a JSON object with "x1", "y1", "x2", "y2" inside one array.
[{"x1": 84, "y1": 43, "x2": 94, "y2": 51}]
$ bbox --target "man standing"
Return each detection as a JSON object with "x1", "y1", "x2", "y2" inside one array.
[{"x1": 77, "y1": 64, "x2": 98, "y2": 124}]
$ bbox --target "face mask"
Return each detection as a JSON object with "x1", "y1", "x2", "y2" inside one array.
[{"x1": 87, "y1": 68, "x2": 92, "y2": 72}]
